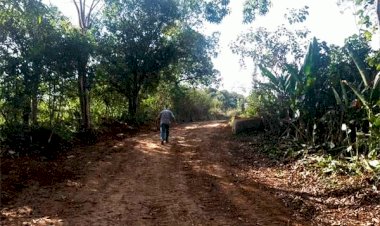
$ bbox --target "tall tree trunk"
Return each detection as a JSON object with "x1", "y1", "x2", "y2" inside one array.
[
  {"x1": 128, "y1": 95, "x2": 138, "y2": 122},
  {"x1": 22, "y1": 73, "x2": 32, "y2": 128},
  {"x1": 31, "y1": 72, "x2": 39, "y2": 126},
  {"x1": 22, "y1": 97, "x2": 31, "y2": 128},
  {"x1": 49, "y1": 82, "x2": 56, "y2": 126},
  {"x1": 78, "y1": 63, "x2": 90, "y2": 130},
  {"x1": 128, "y1": 79, "x2": 142, "y2": 122},
  {"x1": 31, "y1": 94, "x2": 38, "y2": 126},
  {"x1": 73, "y1": 0, "x2": 100, "y2": 131}
]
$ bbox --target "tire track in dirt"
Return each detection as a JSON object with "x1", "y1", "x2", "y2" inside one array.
[
  {"x1": 62, "y1": 133, "x2": 206, "y2": 225},
  {"x1": 1, "y1": 121, "x2": 309, "y2": 225},
  {"x1": 171, "y1": 121, "x2": 308, "y2": 226}
]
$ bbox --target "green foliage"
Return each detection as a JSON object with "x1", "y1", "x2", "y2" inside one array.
[
  {"x1": 284, "y1": 6, "x2": 309, "y2": 24},
  {"x1": 0, "y1": 123, "x2": 72, "y2": 158},
  {"x1": 232, "y1": 25, "x2": 310, "y2": 71},
  {"x1": 204, "y1": 0, "x2": 230, "y2": 23},
  {"x1": 100, "y1": 0, "x2": 220, "y2": 121},
  {"x1": 310, "y1": 155, "x2": 380, "y2": 176},
  {"x1": 170, "y1": 86, "x2": 220, "y2": 122},
  {"x1": 338, "y1": 0, "x2": 379, "y2": 38},
  {"x1": 245, "y1": 92, "x2": 262, "y2": 117},
  {"x1": 243, "y1": 33, "x2": 379, "y2": 175},
  {"x1": 236, "y1": 1, "x2": 379, "y2": 175},
  {"x1": 0, "y1": 0, "x2": 231, "y2": 155},
  {"x1": 242, "y1": 0, "x2": 272, "y2": 23},
  {"x1": 0, "y1": 0, "x2": 70, "y2": 127},
  {"x1": 215, "y1": 90, "x2": 244, "y2": 111},
  {"x1": 137, "y1": 82, "x2": 237, "y2": 125}
]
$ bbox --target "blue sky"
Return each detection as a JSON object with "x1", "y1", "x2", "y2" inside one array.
[{"x1": 44, "y1": 0, "x2": 377, "y2": 95}]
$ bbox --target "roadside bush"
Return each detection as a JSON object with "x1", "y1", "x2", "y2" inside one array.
[
  {"x1": 242, "y1": 35, "x2": 379, "y2": 175},
  {"x1": 0, "y1": 123, "x2": 72, "y2": 158}
]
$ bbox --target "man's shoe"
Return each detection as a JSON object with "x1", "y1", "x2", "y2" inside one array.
[{"x1": 161, "y1": 140, "x2": 164, "y2": 145}]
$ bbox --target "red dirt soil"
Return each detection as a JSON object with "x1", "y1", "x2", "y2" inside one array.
[{"x1": 1, "y1": 121, "x2": 309, "y2": 225}]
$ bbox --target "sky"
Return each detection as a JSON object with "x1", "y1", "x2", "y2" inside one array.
[
  {"x1": 44, "y1": 0, "x2": 377, "y2": 96},
  {"x1": 207, "y1": 0, "x2": 366, "y2": 95}
]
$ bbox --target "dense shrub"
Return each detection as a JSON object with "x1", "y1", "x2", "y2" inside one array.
[{"x1": 1, "y1": 124, "x2": 71, "y2": 158}]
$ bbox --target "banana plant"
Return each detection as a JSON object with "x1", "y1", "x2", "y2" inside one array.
[
  {"x1": 257, "y1": 62, "x2": 304, "y2": 117},
  {"x1": 343, "y1": 47, "x2": 380, "y2": 158},
  {"x1": 257, "y1": 38, "x2": 329, "y2": 139}
]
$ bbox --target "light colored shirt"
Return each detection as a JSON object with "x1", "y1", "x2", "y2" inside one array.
[{"x1": 159, "y1": 109, "x2": 175, "y2": 125}]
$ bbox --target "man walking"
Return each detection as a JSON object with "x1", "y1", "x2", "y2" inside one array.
[{"x1": 157, "y1": 107, "x2": 175, "y2": 145}]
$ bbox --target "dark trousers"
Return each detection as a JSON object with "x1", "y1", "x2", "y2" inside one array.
[{"x1": 160, "y1": 123, "x2": 170, "y2": 142}]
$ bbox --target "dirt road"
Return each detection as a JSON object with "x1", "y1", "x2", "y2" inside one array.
[{"x1": 1, "y1": 121, "x2": 308, "y2": 225}]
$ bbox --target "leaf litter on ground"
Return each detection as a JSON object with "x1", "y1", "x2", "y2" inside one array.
[{"x1": 231, "y1": 132, "x2": 380, "y2": 225}]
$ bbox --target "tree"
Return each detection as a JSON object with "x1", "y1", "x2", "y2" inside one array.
[
  {"x1": 71, "y1": 0, "x2": 101, "y2": 130},
  {"x1": 216, "y1": 90, "x2": 244, "y2": 111},
  {"x1": 174, "y1": 0, "x2": 231, "y2": 24},
  {"x1": 73, "y1": 0, "x2": 102, "y2": 31},
  {"x1": 0, "y1": 0, "x2": 69, "y2": 127},
  {"x1": 338, "y1": 0, "x2": 380, "y2": 35},
  {"x1": 100, "y1": 0, "x2": 220, "y2": 121},
  {"x1": 232, "y1": 25, "x2": 310, "y2": 73},
  {"x1": 242, "y1": 0, "x2": 272, "y2": 23},
  {"x1": 99, "y1": 0, "x2": 179, "y2": 120},
  {"x1": 162, "y1": 28, "x2": 220, "y2": 87}
]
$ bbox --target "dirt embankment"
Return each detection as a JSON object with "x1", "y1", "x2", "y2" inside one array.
[{"x1": 1, "y1": 121, "x2": 309, "y2": 225}]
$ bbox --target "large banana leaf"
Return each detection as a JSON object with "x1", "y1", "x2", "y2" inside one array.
[
  {"x1": 370, "y1": 71, "x2": 380, "y2": 101},
  {"x1": 284, "y1": 64, "x2": 299, "y2": 95},
  {"x1": 302, "y1": 37, "x2": 319, "y2": 91},
  {"x1": 340, "y1": 81, "x2": 349, "y2": 106},
  {"x1": 332, "y1": 87, "x2": 343, "y2": 107},
  {"x1": 346, "y1": 46, "x2": 369, "y2": 88},
  {"x1": 284, "y1": 64, "x2": 300, "y2": 82},
  {"x1": 259, "y1": 64, "x2": 278, "y2": 86},
  {"x1": 303, "y1": 41, "x2": 314, "y2": 77},
  {"x1": 342, "y1": 80, "x2": 370, "y2": 112},
  {"x1": 259, "y1": 64, "x2": 296, "y2": 96}
]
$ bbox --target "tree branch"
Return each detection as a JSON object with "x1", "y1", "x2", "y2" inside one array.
[
  {"x1": 72, "y1": 0, "x2": 82, "y2": 28},
  {"x1": 87, "y1": 0, "x2": 101, "y2": 28}
]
